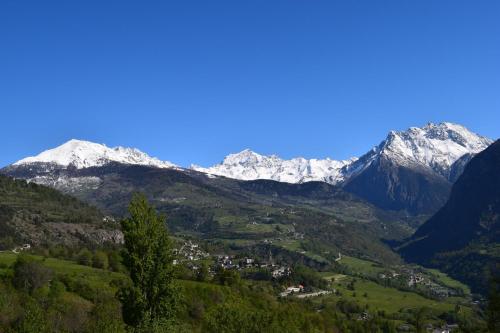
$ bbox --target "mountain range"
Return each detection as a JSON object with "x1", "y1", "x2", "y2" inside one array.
[
  {"x1": 194, "y1": 122, "x2": 491, "y2": 184},
  {"x1": 4, "y1": 122, "x2": 492, "y2": 216}
]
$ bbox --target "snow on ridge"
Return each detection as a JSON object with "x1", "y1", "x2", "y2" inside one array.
[
  {"x1": 192, "y1": 122, "x2": 493, "y2": 184},
  {"x1": 14, "y1": 139, "x2": 177, "y2": 169},
  {"x1": 378, "y1": 122, "x2": 492, "y2": 175},
  {"x1": 11, "y1": 122, "x2": 493, "y2": 184},
  {"x1": 191, "y1": 149, "x2": 356, "y2": 184}
]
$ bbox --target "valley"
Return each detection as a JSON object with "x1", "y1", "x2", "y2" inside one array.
[{"x1": 0, "y1": 123, "x2": 498, "y2": 332}]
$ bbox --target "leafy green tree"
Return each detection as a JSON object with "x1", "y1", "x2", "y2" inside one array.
[
  {"x1": 118, "y1": 194, "x2": 178, "y2": 331},
  {"x1": 213, "y1": 266, "x2": 241, "y2": 286},
  {"x1": 108, "y1": 251, "x2": 123, "y2": 272},
  {"x1": 48, "y1": 279, "x2": 65, "y2": 300},
  {"x1": 12, "y1": 255, "x2": 53, "y2": 295},
  {"x1": 196, "y1": 262, "x2": 210, "y2": 282},
  {"x1": 412, "y1": 307, "x2": 429, "y2": 333},
  {"x1": 16, "y1": 298, "x2": 49, "y2": 333},
  {"x1": 77, "y1": 248, "x2": 93, "y2": 266},
  {"x1": 92, "y1": 250, "x2": 109, "y2": 270},
  {"x1": 85, "y1": 296, "x2": 126, "y2": 333}
]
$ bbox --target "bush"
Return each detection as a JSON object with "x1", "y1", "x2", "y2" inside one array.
[
  {"x1": 213, "y1": 267, "x2": 241, "y2": 287},
  {"x1": 77, "y1": 249, "x2": 93, "y2": 266},
  {"x1": 108, "y1": 251, "x2": 123, "y2": 272},
  {"x1": 12, "y1": 256, "x2": 53, "y2": 294},
  {"x1": 92, "y1": 251, "x2": 109, "y2": 270},
  {"x1": 15, "y1": 298, "x2": 49, "y2": 333}
]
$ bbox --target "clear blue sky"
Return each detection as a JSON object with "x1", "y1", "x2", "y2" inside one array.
[{"x1": 1, "y1": 1, "x2": 499, "y2": 167}]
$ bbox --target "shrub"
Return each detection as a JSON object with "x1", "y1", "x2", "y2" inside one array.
[
  {"x1": 12, "y1": 256, "x2": 53, "y2": 294},
  {"x1": 92, "y1": 251, "x2": 109, "y2": 270},
  {"x1": 77, "y1": 249, "x2": 93, "y2": 266}
]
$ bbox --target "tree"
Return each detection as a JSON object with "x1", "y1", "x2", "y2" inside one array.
[
  {"x1": 118, "y1": 194, "x2": 178, "y2": 330},
  {"x1": 213, "y1": 266, "x2": 240, "y2": 286},
  {"x1": 16, "y1": 298, "x2": 49, "y2": 333},
  {"x1": 92, "y1": 250, "x2": 109, "y2": 270},
  {"x1": 196, "y1": 262, "x2": 210, "y2": 282},
  {"x1": 412, "y1": 307, "x2": 429, "y2": 333},
  {"x1": 77, "y1": 248, "x2": 93, "y2": 266},
  {"x1": 85, "y1": 295, "x2": 126, "y2": 333},
  {"x1": 12, "y1": 255, "x2": 53, "y2": 294},
  {"x1": 108, "y1": 251, "x2": 123, "y2": 272}
]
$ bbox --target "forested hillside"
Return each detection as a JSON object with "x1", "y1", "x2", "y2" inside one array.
[{"x1": 0, "y1": 175, "x2": 120, "y2": 249}]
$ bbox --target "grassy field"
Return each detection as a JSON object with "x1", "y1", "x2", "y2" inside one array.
[
  {"x1": 333, "y1": 278, "x2": 465, "y2": 314},
  {"x1": 339, "y1": 255, "x2": 386, "y2": 276},
  {"x1": 0, "y1": 252, "x2": 124, "y2": 291},
  {"x1": 426, "y1": 268, "x2": 471, "y2": 295},
  {"x1": 318, "y1": 272, "x2": 347, "y2": 282},
  {"x1": 315, "y1": 256, "x2": 473, "y2": 316},
  {"x1": 273, "y1": 239, "x2": 329, "y2": 263}
]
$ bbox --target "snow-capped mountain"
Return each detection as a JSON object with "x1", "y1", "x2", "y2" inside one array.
[
  {"x1": 192, "y1": 149, "x2": 356, "y2": 184},
  {"x1": 14, "y1": 139, "x2": 177, "y2": 169},
  {"x1": 193, "y1": 122, "x2": 492, "y2": 186},
  {"x1": 342, "y1": 122, "x2": 493, "y2": 213},
  {"x1": 3, "y1": 122, "x2": 493, "y2": 215},
  {"x1": 343, "y1": 122, "x2": 493, "y2": 181}
]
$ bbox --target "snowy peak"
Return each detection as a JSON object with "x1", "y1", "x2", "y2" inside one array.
[
  {"x1": 10, "y1": 122, "x2": 492, "y2": 185},
  {"x1": 193, "y1": 122, "x2": 492, "y2": 185},
  {"x1": 14, "y1": 139, "x2": 177, "y2": 169},
  {"x1": 376, "y1": 122, "x2": 492, "y2": 177},
  {"x1": 221, "y1": 149, "x2": 278, "y2": 166},
  {"x1": 192, "y1": 149, "x2": 355, "y2": 184}
]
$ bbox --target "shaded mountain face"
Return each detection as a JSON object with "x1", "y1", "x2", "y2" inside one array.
[
  {"x1": 341, "y1": 123, "x2": 491, "y2": 214},
  {"x1": 399, "y1": 140, "x2": 500, "y2": 293},
  {"x1": 343, "y1": 155, "x2": 452, "y2": 214},
  {"x1": 0, "y1": 175, "x2": 120, "y2": 249},
  {"x1": 2, "y1": 162, "x2": 408, "y2": 263}
]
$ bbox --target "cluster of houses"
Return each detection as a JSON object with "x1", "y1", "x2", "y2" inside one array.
[
  {"x1": 271, "y1": 266, "x2": 291, "y2": 278},
  {"x1": 379, "y1": 267, "x2": 458, "y2": 299},
  {"x1": 172, "y1": 240, "x2": 295, "y2": 282},
  {"x1": 261, "y1": 232, "x2": 305, "y2": 245},
  {"x1": 215, "y1": 254, "x2": 292, "y2": 279},
  {"x1": 216, "y1": 255, "x2": 235, "y2": 269},
  {"x1": 173, "y1": 240, "x2": 210, "y2": 263}
]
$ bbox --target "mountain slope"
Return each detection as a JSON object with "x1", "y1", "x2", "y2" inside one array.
[
  {"x1": 0, "y1": 175, "x2": 120, "y2": 248},
  {"x1": 343, "y1": 154, "x2": 452, "y2": 214},
  {"x1": 192, "y1": 123, "x2": 491, "y2": 215},
  {"x1": 400, "y1": 139, "x2": 500, "y2": 293},
  {"x1": 2, "y1": 162, "x2": 408, "y2": 264},
  {"x1": 342, "y1": 122, "x2": 492, "y2": 214}
]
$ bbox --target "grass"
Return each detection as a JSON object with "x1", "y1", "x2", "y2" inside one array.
[
  {"x1": 426, "y1": 268, "x2": 471, "y2": 295},
  {"x1": 314, "y1": 255, "x2": 474, "y2": 316},
  {"x1": 329, "y1": 278, "x2": 469, "y2": 315},
  {"x1": 0, "y1": 252, "x2": 124, "y2": 291},
  {"x1": 339, "y1": 255, "x2": 386, "y2": 276}
]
